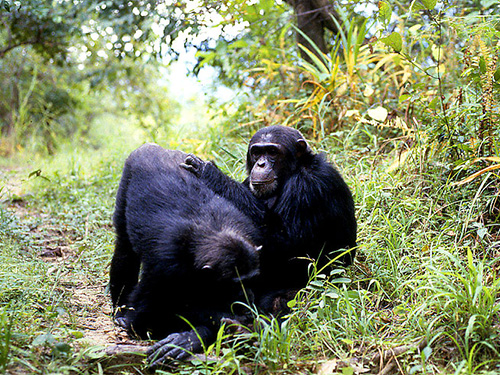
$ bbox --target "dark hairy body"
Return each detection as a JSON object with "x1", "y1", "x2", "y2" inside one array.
[
  {"x1": 184, "y1": 125, "x2": 357, "y2": 314},
  {"x1": 109, "y1": 143, "x2": 260, "y2": 365}
]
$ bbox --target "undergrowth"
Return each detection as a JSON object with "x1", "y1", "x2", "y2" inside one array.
[
  {"x1": 0, "y1": 0, "x2": 498, "y2": 373},
  {"x1": 0, "y1": 113, "x2": 498, "y2": 374}
]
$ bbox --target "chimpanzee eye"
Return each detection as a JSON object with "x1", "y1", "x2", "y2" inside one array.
[
  {"x1": 251, "y1": 148, "x2": 262, "y2": 157},
  {"x1": 267, "y1": 148, "x2": 279, "y2": 157}
]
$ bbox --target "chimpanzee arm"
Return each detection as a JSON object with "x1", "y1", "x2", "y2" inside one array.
[
  {"x1": 275, "y1": 154, "x2": 357, "y2": 262},
  {"x1": 182, "y1": 155, "x2": 266, "y2": 223}
]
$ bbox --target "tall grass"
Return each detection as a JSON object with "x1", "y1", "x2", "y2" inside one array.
[{"x1": 1, "y1": 104, "x2": 499, "y2": 374}]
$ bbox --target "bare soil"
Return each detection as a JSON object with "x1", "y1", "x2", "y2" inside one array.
[{"x1": 2, "y1": 168, "x2": 147, "y2": 371}]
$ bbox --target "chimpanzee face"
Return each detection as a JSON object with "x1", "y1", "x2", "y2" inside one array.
[
  {"x1": 248, "y1": 142, "x2": 284, "y2": 198},
  {"x1": 246, "y1": 126, "x2": 310, "y2": 198}
]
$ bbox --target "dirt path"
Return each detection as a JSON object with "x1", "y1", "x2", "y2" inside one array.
[{"x1": 2, "y1": 167, "x2": 146, "y2": 370}]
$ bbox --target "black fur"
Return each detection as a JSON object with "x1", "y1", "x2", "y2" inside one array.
[
  {"x1": 109, "y1": 144, "x2": 260, "y2": 364},
  {"x1": 183, "y1": 125, "x2": 356, "y2": 314}
]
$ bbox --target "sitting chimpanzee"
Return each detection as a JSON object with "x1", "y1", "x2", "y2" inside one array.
[
  {"x1": 109, "y1": 143, "x2": 261, "y2": 365},
  {"x1": 183, "y1": 125, "x2": 357, "y2": 314}
]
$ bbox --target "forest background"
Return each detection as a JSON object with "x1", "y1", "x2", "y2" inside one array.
[{"x1": 0, "y1": 0, "x2": 499, "y2": 374}]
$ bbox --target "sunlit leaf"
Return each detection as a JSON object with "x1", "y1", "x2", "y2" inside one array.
[
  {"x1": 421, "y1": 0, "x2": 437, "y2": 9},
  {"x1": 367, "y1": 106, "x2": 388, "y2": 122},
  {"x1": 428, "y1": 97, "x2": 439, "y2": 109},
  {"x1": 325, "y1": 291, "x2": 340, "y2": 299},
  {"x1": 71, "y1": 331, "x2": 84, "y2": 339},
  {"x1": 411, "y1": 2, "x2": 426, "y2": 11},
  {"x1": 481, "y1": 0, "x2": 498, "y2": 6},
  {"x1": 431, "y1": 44, "x2": 442, "y2": 61},
  {"x1": 484, "y1": 156, "x2": 500, "y2": 163},
  {"x1": 479, "y1": 56, "x2": 486, "y2": 73},
  {"x1": 32, "y1": 333, "x2": 56, "y2": 346},
  {"x1": 363, "y1": 86, "x2": 375, "y2": 97},
  {"x1": 408, "y1": 24, "x2": 422, "y2": 34},
  {"x1": 341, "y1": 338, "x2": 354, "y2": 345},
  {"x1": 494, "y1": 67, "x2": 500, "y2": 81},
  {"x1": 452, "y1": 164, "x2": 500, "y2": 186},
  {"x1": 341, "y1": 366, "x2": 354, "y2": 375},
  {"x1": 378, "y1": 1, "x2": 392, "y2": 24},
  {"x1": 345, "y1": 109, "x2": 360, "y2": 117},
  {"x1": 298, "y1": 44, "x2": 329, "y2": 76},
  {"x1": 380, "y1": 32, "x2": 403, "y2": 53},
  {"x1": 387, "y1": 149, "x2": 410, "y2": 173},
  {"x1": 423, "y1": 346, "x2": 432, "y2": 360},
  {"x1": 399, "y1": 94, "x2": 410, "y2": 103}
]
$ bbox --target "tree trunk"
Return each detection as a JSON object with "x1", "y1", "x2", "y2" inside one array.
[{"x1": 284, "y1": 0, "x2": 341, "y2": 63}]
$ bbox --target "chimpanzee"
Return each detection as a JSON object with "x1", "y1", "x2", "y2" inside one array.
[
  {"x1": 109, "y1": 143, "x2": 261, "y2": 365},
  {"x1": 182, "y1": 125, "x2": 356, "y2": 314}
]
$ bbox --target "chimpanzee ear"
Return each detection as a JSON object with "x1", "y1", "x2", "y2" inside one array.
[
  {"x1": 201, "y1": 264, "x2": 217, "y2": 279},
  {"x1": 296, "y1": 139, "x2": 311, "y2": 157}
]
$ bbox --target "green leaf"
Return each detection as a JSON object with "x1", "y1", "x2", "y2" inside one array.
[
  {"x1": 70, "y1": 330, "x2": 84, "y2": 339},
  {"x1": 341, "y1": 338, "x2": 354, "y2": 346},
  {"x1": 494, "y1": 67, "x2": 500, "y2": 82},
  {"x1": 412, "y1": 2, "x2": 426, "y2": 12},
  {"x1": 481, "y1": 0, "x2": 498, "y2": 7},
  {"x1": 309, "y1": 280, "x2": 324, "y2": 288},
  {"x1": 399, "y1": 94, "x2": 410, "y2": 103},
  {"x1": 378, "y1": 1, "x2": 392, "y2": 24},
  {"x1": 54, "y1": 342, "x2": 72, "y2": 354},
  {"x1": 408, "y1": 24, "x2": 422, "y2": 34},
  {"x1": 325, "y1": 291, "x2": 340, "y2": 299},
  {"x1": 229, "y1": 39, "x2": 248, "y2": 49},
  {"x1": 428, "y1": 97, "x2": 439, "y2": 109},
  {"x1": 479, "y1": 56, "x2": 486, "y2": 73},
  {"x1": 421, "y1": 0, "x2": 437, "y2": 9},
  {"x1": 381, "y1": 32, "x2": 403, "y2": 53},
  {"x1": 331, "y1": 277, "x2": 351, "y2": 284}
]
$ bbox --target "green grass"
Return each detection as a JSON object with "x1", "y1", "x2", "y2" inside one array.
[{"x1": 0, "y1": 115, "x2": 499, "y2": 374}]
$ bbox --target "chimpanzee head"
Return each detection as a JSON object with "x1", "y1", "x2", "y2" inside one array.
[
  {"x1": 194, "y1": 229, "x2": 261, "y2": 283},
  {"x1": 246, "y1": 125, "x2": 312, "y2": 198}
]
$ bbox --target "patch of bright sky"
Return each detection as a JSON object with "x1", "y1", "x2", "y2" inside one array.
[
  {"x1": 156, "y1": 0, "x2": 250, "y2": 131},
  {"x1": 162, "y1": 1, "x2": 247, "y2": 104}
]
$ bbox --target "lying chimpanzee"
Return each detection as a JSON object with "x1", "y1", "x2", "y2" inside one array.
[
  {"x1": 109, "y1": 143, "x2": 261, "y2": 365},
  {"x1": 183, "y1": 125, "x2": 357, "y2": 315}
]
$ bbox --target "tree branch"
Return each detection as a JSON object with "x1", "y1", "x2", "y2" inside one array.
[{"x1": 0, "y1": 38, "x2": 38, "y2": 59}]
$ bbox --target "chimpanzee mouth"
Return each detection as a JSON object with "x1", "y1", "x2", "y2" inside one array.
[
  {"x1": 250, "y1": 180, "x2": 278, "y2": 199},
  {"x1": 251, "y1": 179, "x2": 276, "y2": 185}
]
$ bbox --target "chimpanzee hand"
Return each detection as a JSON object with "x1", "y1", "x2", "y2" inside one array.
[
  {"x1": 113, "y1": 307, "x2": 129, "y2": 329},
  {"x1": 180, "y1": 154, "x2": 206, "y2": 177},
  {"x1": 147, "y1": 331, "x2": 202, "y2": 367}
]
